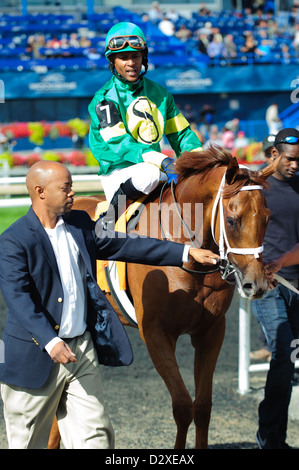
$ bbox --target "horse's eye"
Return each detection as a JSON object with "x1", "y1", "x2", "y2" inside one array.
[{"x1": 226, "y1": 217, "x2": 236, "y2": 228}]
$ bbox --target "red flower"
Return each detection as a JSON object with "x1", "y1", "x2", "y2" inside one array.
[{"x1": 68, "y1": 151, "x2": 86, "y2": 166}]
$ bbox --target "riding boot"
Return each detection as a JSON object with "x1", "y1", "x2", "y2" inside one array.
[
  {"x1": 98, "y1": 178, "x2": 144, "y2": 233},
  {"x1": 98, "y1": 186, "x2": 126, "y2": 232}
]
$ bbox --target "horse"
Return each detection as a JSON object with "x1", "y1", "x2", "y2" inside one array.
[{"x1": 48, "y1": 146, "x2": 279, "y2": 449}]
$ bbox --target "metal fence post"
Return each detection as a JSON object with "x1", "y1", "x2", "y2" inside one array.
[{"x1": 238, "y1": 295, "x2": 251, "y2": 394}]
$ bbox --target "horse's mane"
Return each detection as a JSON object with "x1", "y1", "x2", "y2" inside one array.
[{"x1": 176, "y1": 145, "x2": 268, "y2": 198}]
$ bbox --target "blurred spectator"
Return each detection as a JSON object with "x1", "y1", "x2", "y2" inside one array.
[
  {"x1": 141, "y1": 14, "x2": 150, "y2": 23},
  {"x1": 86, "y1": 48, "x2": 101, "y2": 60},
  {"x1": 166, "y1": 9, "x2": 179, "y2": 23},
  {"x1": 158, "y1": 15, "x2": 175, "y2": 36},
  {"x1": 60, "y1": 38, "x2": 70, "y2": 50},
  {"x1": 293, "y1": 23, "x2": 299, "y2": 51},
  {"x1": 69, "y1": 33, "x2": 80, "y2": 48},
  {"x1": 46, "y1": 36, "x2": 61, "y2": 49},
  {"x1": 190, "y1": 123, "x2": 204, "y2": 143},
  {"x1": 71, "y1": 129, "x2": 84, "y2": 150},
  {"x1": 267, "y1": 18, "x2": 279, "y2": 38},
  {"x1": 175, "y1": 24, "x2": 192, "y2": 42},
  {"x1": 290, "y1": 4, "x2": 299, "y2": 25},
  {"x1": 222, "y1": 127, "x2": 235, "y2": 149},
  {"x1": 253, "y1": 8, "x2": 266, "y2": 24},
  {"x1": 207, "y1": 34, "x2": 228, "y2": 59},
  {"x1": 197, "y1": 3, "x2": 211, "y2": 16},
  {"x1": 280, "y1": 43, "x2": 291, "y2": 64},
  {"x1": 255, "y1": 19, "x2": 270, "y2": 39},
  {"x1": 234, "y1": 131, "x2": 249, "y2": 148},
  {"x1": 259, "y1": 133, "x2": 276, "y2": 169},
  {"x1": 224, "y1": 34, "x2": 237, "y2": 58},
  {"x1": 265, "y1": 103, "x2": 282, "y2": 135},
  {"x1": 183, "y1": 103, "x2": 198, "y2": 123},
  {"x1": 225, "y1": 117, "x2": 240, "y2": 135},
  {"x1": 0, "y1": 131, "x2": 16, "y2": 153},
  {"x1": 79, "y1": 37, "x2": 91, "y2": 48},
  {"x1": 149, "y1": 1, "x2": 164, "y2": 23},
  {"x1": 240, "y1": 34, "x2": 265, "y2": 56},
  {"x1": 199, "y1": 104, "x2": 215, "y2": 135},
  {"x1": 197, "y1": 33, "x2": 209, "y2": 55},
  {"x1": 0, "y1": 132, "x2": 8, "y2": 153},
  {"x1": 26, "y1": 34, "x2": 46, "y2": 59},
  {"x1": 256, "y1": 29, "x2": 274, "y2": 57},
  {"x1": 196, "y1": 21, "x2": 213, "y2": 36},
  {"x1": 203, "y1": 126, "x2": 223, "y2": 148}
]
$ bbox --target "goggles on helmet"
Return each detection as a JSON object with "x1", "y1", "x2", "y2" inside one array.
[{"x1": 106, "y1": 35, "x2": 146, "y2": 52}]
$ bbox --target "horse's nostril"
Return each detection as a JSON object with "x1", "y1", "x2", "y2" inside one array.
[
  {"x1": 243, "y1": 283, "x2": 253, "y2": 291},
  {"x1": 242, "y1": 283, "x2": 255, "y2": 296},
  {"x1": 242, "y1": 282, "x2": 267, "y2": 300}
]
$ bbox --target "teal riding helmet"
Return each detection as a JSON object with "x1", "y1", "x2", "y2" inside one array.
[{"x1": 105, "y1": 22, "x2": 147, "y2": 58}]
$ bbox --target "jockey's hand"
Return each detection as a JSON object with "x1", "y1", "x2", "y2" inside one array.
[
  {"x1": 50, "y1": 341, "x2": 77, "y2": 364},
  {"x1": 189, "y1": 248, "x2": 220, "y2": 266},
  {"x1": 161, "y1": 157, "x2": 178, "y2": 184}
]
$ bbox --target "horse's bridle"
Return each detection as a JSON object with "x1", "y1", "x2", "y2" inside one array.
[
  {"x1": 210, "y1": 170, "x2": 263, "y2": 283},
  {"x1": 158, "y1": 168, "x2": 264, "y2": 282}
]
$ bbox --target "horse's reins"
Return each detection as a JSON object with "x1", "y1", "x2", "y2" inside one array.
[
  {"x1": 158, "y1": 167, "x2": 264, "y2": 281},
  {"x1": 158, "y1": 181, "x2": 219, "y2": 275}
]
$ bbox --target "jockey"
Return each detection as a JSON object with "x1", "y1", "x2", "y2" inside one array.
[{"x1": 88, "y1": 22, "x2": 202, "y2": 229}]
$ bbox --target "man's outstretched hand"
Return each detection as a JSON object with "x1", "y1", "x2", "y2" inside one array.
[{"x1": 189, "y1": 248, "x2": 220, "y2": 265}]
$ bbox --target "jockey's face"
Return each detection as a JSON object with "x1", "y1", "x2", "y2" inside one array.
[{"x1": 113, "y1": 51, "x2": 143, "y2": 82}]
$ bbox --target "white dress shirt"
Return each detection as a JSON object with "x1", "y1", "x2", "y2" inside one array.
[{"x1": 44, "y1": 217, "x2": 87, "y2": 354}]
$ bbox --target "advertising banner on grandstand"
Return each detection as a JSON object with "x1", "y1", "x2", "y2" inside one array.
[
  {"x1": 1, "y1": 64, "x2": 298, "y2": 99},
  {"x1": 1, "y1": 70, "x2": 111, "y2": 99}
]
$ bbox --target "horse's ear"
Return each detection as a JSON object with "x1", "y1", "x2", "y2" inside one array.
[
  {"x1": 258, "y1": 156, "x2": 281, "y2": 180},
  {"x1": 225, "y1": 157, "x2": 239, "y2": 185}
]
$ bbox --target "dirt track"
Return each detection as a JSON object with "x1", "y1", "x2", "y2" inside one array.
[{"x1": 0, "y1": 290, "x2": 299, "y2": 450}]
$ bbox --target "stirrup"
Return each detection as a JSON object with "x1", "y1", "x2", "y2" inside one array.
[
  {"x1": 95, "y1": 210, "x2": 116, "y2": 238},
  {"x1": 99, "y1": 210, "x2": 115, "y2": 231}
]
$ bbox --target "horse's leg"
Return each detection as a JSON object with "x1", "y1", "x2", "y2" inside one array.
[
  {"x1": 143, "y1": 328, "x2": 193, "y2": 449},
  {"x1": 47, "y1": 416, "x2": 60, "y2": 449},
  {"x1": 191, "y1": 316, "x2": 226, "y2": 449}
]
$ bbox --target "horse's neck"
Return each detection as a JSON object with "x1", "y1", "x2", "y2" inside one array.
[{"x1": 174, "y1": 168, "x2": 225, "y2": 249}]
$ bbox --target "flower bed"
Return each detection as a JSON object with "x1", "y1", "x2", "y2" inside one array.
[
  {"x1": 0, "y1": 118, "x2": 89, "y2": 146},
  {"x1": 0, "y1": 148, "x2": 97, "y2": 168}
]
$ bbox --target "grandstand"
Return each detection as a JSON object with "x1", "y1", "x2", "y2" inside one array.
[{"x1": 0, "y1": 0, "x2": 298, "y2": 155}]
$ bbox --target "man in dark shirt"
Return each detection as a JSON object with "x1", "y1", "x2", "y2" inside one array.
[
  {"x1": 250, "y1": 133, "x2": 277, "y2": 361},
  {"x1": 251, "y1": 128, "x2": 299, "y2": 449}
]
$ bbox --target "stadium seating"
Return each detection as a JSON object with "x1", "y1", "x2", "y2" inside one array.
[{"x1": 0, "y1": 5, "x2": 297, "y2": 71}]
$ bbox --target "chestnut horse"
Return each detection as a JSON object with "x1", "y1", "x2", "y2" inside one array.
[{"x1": 48, "y1": 147, "x2": 278, "y2": 449}]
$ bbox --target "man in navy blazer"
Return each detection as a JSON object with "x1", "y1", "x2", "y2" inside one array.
[{"x1": 0, "y1": 161, "x2": 219, "y2": 449}]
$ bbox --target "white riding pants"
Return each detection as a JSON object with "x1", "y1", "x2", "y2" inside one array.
[{"x1": 100, "y1": 162, "x2": 167, "y2": 202}]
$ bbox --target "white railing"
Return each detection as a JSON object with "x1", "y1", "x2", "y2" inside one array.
[
  {"x1": 0, "y1": 174, "x2": 100, "y2": 185},
  {"x1": 0, "y1": 197, "x2": 31, "y2": 207},
  {"x1": 0, "y1": 173, "x2": 102, "y2": 206}
]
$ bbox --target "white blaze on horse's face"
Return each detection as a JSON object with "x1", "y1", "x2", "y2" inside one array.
[
  {"x1": 211, "y1": 169, "x2": 270, "y2": 300},
  {"x1": 222, "y1": 188, "x2": 270, "y2": 299}
]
